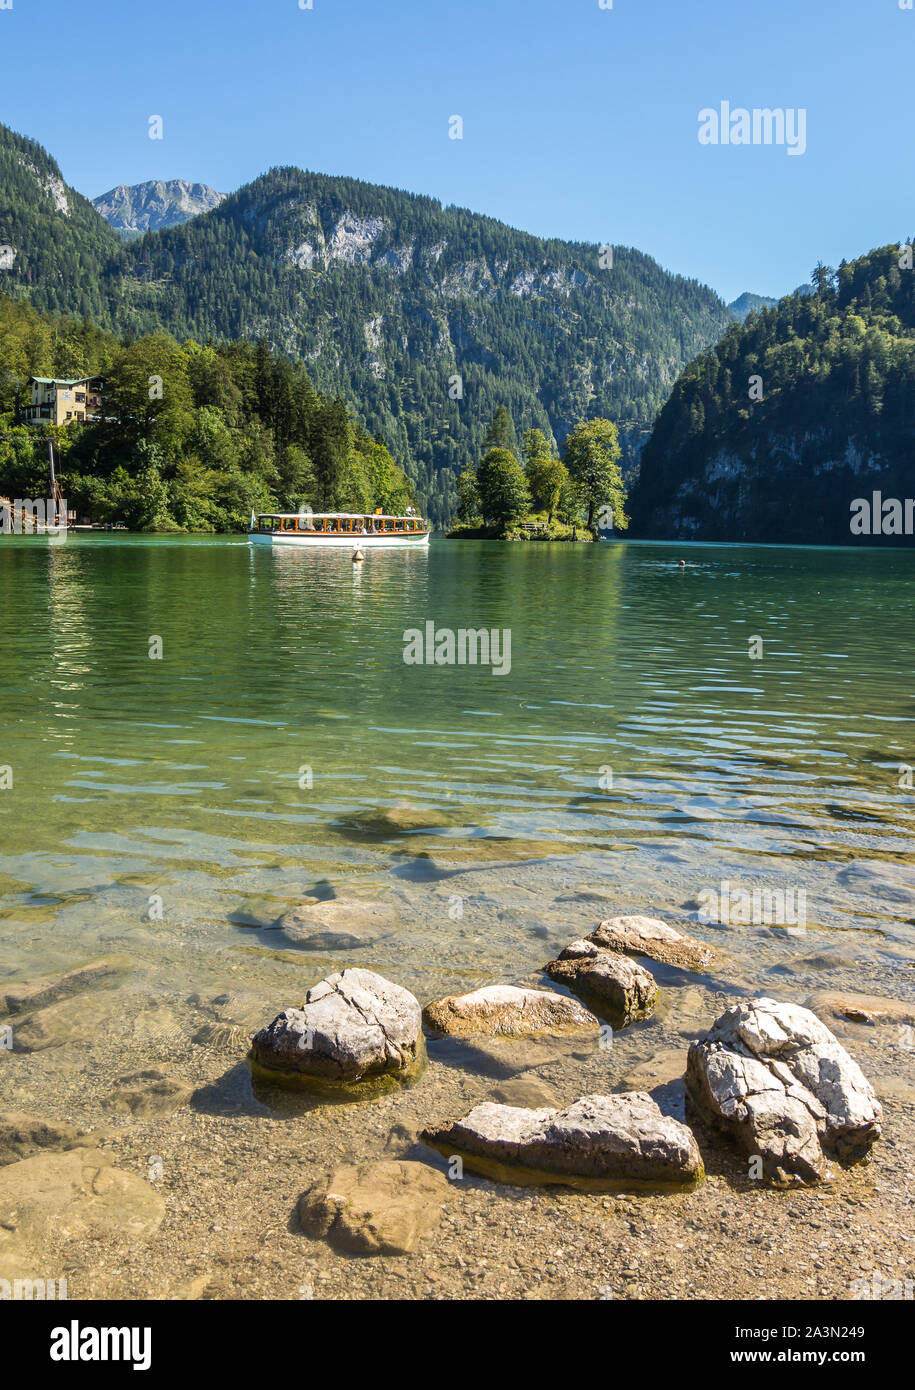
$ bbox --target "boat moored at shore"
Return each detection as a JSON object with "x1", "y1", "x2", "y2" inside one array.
[{"x1": 248, "y1": 510, "x2": 430, "y2": 548}]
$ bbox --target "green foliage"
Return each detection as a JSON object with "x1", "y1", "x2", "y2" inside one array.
[
  {"x1": 562, "y1": 418, "x2": 627, "y2": 530},
  {"x1": 631, "y1": 243, "x2": 915, "y2": 541},
  {"x1": 522, "y1": 428, "x2": 569, "y2": 520},
  {"x1": 476, "y1": 446, "x2": 531, "y2": 533},
  {"x1": 0, "y1": 294, "x2": 416, "y2": 531},
  {"x1": 483, "y1": 405, "x2": 518, "y2": 455}
]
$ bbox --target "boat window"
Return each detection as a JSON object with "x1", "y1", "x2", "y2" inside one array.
[
  {"x1": 384, "y1": 518, "x2": 394, "y2": 532},
  {"x1": 282, "y1": 517, "x2": 297, "y2": 531},
  {"x1": 395, "y1": 519, "x2": 405, "y2": 531},
  {"x1": 314, "y1": 518, "x2": 325, "y2": 532}
]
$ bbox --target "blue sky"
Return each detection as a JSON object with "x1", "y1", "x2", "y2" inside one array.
[{"x1": 1, "y1": 0, "x2": 911, "y2": 302}]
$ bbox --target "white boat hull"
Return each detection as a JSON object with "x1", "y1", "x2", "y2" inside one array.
[{"x1": 248, "y1": 530, "x2": 430, "y2": 549}]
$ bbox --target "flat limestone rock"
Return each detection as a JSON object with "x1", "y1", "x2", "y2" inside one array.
[
  {"x1": 0, "y1": 1147, "x2": 165, "y2": 1248},
  {"x1": 298, "y1": 1159, "x2": 453, "y2": 1255},
  {"x1": 0, "y1": 1112, "x2": 84, "y2": 1167},
  {"x1": 107, "y1": 1069, "x2": 194, "y2": 1119},
  {"x1": 686, "y1": 996, "x2": 882, "y2": 1185},
  {"x1": 423, "y1": 1092, "x2": 703, "y2": 1190},
  {"x1": 0, "y1": 955, "x2": 130, "y2": 1015},
  {"x1": 589, "y1": 916, "x2": 715, "y2": 971},
  {"x1": 250, "y1": 968, "x2": 422, "y2": 1087},
  {"x1": 423, "y1": 984, "x2": 600, "y2": 1038},
  {"x1": 274, "y1": 897, "x2": 397, "y2": 950},
  {"x1": 545, "y1": 940, "x2": 657, "y2": 1026}
]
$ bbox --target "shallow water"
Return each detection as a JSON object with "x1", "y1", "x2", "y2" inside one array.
[{"x1": 2, "y1": 535, "x2": 915, "y2": 1002}]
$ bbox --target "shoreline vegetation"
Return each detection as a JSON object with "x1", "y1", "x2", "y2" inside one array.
[
  {"x1": 0, "y1": 296, "x2": 627, "y2": 541},
  {"x1": 0, "y1": 294, "x2": 416, "y2": 533},
  {"x1": 446, "y1": 405, "x2": 629, "y2": 542}
]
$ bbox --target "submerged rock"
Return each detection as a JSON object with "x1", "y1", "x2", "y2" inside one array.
[
  {"x1": 341, "y1": 805, "x2": 459, "y2": 836},
  {"x1": 806, "y1": 990, "x2": 915, "y2": 1031},
  {"x1": 489, "y1": 1075, "x2": 560, "y2": 1109},
  {"x1": 274, "y1": 897, "x2": 397, "y2": 950},
  {"x1": 589, "y1": 916, "x2": 715, "y2": 971},
  {"x1": 0, "y1": 1148, "x2": 165, "y2": 1251},
  {"x1": 250, "y1": 968, "x2": 422, "y2": 1088},
  {"x1": 686, "y1": 996, "x2": 882, "y2": 1185},
  {"x1": 10, "y1": 992, "x2": 119, "y2": 1052},
  {"x1": 422, "y1": 1092, "x2": 703, "y2": 1190},
  {"x1": 298, "y1": 1159, "x2": 453, "y2": 1255},
  {"x1": 0, "y1": 1112, "x2": 85, "y2": 1167},
  {"x1": 0, "y1": 955, "x2": 129, "y2": 1015},
  {"x1": 545, "y1": 940, "x2": 657, "y2": 1026},
  {"x1": 423, "y1": 984, "x2": 600, "y2": 1038},
  {"x1": 107, "y1": 1069, "x2": 194, "y2": 1119},
  {"x1": 192, "y1": 1020, "x2": 251, "y2": 1054}
]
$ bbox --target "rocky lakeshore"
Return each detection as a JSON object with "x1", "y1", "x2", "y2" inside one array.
[{"x1": 1, "y1": 903, "x2": 913, "y2": 1302}]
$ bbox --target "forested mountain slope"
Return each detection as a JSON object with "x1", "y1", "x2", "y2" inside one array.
[
  {"x1": 0, "y1": 124, "x2": 731, "y2": 525},
  {"x1": 630, "y1": 246, "x2": 915, "y2": 543}
]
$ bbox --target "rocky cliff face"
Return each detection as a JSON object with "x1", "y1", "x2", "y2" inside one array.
[
  {"x1": 92, "y1": 180, "x2": 226, "y2": 233},
  {"x1": 631, "y1": 246, "x2": 915, "y2": 543}
]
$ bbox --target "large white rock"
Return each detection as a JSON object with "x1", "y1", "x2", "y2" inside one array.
[
  {"x1": 423, "y1": 1092, "x2": 703, "y2": 1189},
  {"x1": 686, "y1": 996, "x2": 882, "y2": 1185},
  {"x1": 251, "y1": 968, "x2": 422, "y2": 1085},
  {"x1": 545, "y1": 940, "x2": 657, "y2": 1026},
  {"x1": 423, "y1": 984, "x2": 600, "y2": 1038},
  {"x1": 590, "y1": 916, "x2": 715, "y2": 971}
]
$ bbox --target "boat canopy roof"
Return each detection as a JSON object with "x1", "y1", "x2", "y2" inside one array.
[{"x1": 256, "y1": 511, "x2": 422, "y2": 520}]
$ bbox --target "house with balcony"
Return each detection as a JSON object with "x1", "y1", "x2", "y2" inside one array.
[{"x1": 23, "y1": 377, "x2": 104, "y2": 427}]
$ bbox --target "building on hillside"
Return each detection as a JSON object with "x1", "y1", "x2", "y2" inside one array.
[{"x1": 22, "y1": 377, "x2": 104, "y2": 427}]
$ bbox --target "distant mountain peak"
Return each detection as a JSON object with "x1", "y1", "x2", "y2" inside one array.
[
  {"x1": 92, "y1": 179, "x2": 226, "y2": 233},
  {"x1": 728, "y1": 291, "x2": 779, "y2": 321}
]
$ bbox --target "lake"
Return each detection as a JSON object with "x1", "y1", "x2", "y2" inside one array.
[
  {"x1": 2, "y1": 535, "x2": 914, "y2": 991},
  {"x1": 1, "y1": 534, "x2": 914, "y2": 1299}
]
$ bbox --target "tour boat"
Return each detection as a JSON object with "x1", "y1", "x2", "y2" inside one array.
[{"x1": 248, "y1": 510, "x2": 430, "y2": 549}]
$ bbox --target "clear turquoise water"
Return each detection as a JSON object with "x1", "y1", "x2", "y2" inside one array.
[{"x1": 1, "y1": 534, "x2": 914, "y2": 1009}]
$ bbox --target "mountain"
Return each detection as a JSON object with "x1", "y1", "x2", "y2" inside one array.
[
  {"x1": 92, "y1": 180, "x2": 226, "y2": 234},
  {"x1": 629, "y1": 245, "x2": 915, "y2": 543},
  {"x1": 0, "y1": 124, "x2": 125, "y2": 321},
  {"x1": 728, "y1": 291, "x2": 778, "y2": 321},
  {"x1": 0, "y1": 123, "x2": 732, "y2": 525}
]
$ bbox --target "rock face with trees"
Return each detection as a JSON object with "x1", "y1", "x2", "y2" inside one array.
[{"x1": 630, "y1": 244, "x2": 915, "y2": 543}]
